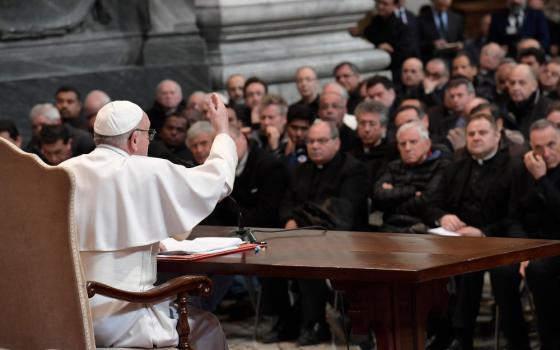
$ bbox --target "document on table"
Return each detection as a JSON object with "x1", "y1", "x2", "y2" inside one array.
[
  {"x1": 160, "y1": 237, "x2": 243, "y2": 255},
  {"x1": 428, "y1": 227, "x2": 460, "y2": 237}
]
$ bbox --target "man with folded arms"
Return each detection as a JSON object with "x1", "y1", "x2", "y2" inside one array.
[{"x1": 60, "y1": 95, "x2": 236, "y2": 348}]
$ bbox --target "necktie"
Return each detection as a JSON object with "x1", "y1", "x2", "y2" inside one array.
[
  {"x1": 400, "y1": 8, "x2": 408, "y2": 25},
  {"x1": 437, "y1": 11, "x2": 447, "y2": 40}
]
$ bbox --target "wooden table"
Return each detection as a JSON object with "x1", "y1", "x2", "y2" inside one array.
[{"x1": 158, "y1": 227, "x2": 560, "y2": 350}]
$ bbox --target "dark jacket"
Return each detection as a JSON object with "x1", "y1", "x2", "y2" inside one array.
[
  {"x1": 373, "y1": 148, "x2": 451, "y2": 231},
  {"x1": 146, "y1": 100, "x2": 186, "y2": 133},
  {"x1": 509, "y1": 165, "x2": 560, "y2": 239},
  {"x1": 363, "y1": 14, "x2": 418, "y2": 72},
  {"x1": 423, "y1": 151, "x2": 520, "y2": 237},
  {"x1": 488, "y1": 7, "x2": 550, "y2": 55},
  {"x1": 280, "y1": 152, "x2": 368, "y2": 230},
  {"x1": 418, "y1": 6, "x2": 464, "y2": 60},
  {"x1": 503, "y1": 90, "x2": 551, "y2": 138},
  {"x1": 204, "y1": 144, "x2": 288, "y2": 228},
  {"x1": 148, "y1": 140, "x2": 194, "y2": 167}
]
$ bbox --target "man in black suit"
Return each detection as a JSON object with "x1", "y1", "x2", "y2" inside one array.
[
  {"x1": 500, "y1": 119, "x2": 560, "y2": 350},
  {"x1": 418, "y1": 0, "x2": 464, "y2": 61},
  {"x1": 488, "y1": 0, "x2": 549, "y2": 56},
  {"x1": 424, "y1": 112, "x2": 522, "y2": 350},
  {"x1": 503, "y1": 63, "x2": 551, "y2": 138},
  {"x1": 363, "y1": 0, "x2": 418, "y2": 83},
  {"x1": 148, "y1": 114, "x2": 193, "y2": 166},
  {"x1": 278, "y1": 121, "x2": 368, "y2": 346}
]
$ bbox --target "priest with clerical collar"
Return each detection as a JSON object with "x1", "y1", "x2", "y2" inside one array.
[{"x1": 60, "y1": 95, "x2": 237, "y2": 348}]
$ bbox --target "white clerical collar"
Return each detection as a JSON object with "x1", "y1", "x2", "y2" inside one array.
[
  {"x1": 236, "y1": 150, "x2": 249, "y2": 177},
  {"x1": 97, "y1": 144, "x2": 129, "y2": 157},
  {"x1": 472, "y1": 148, "x2": 498, "y2": 165}
]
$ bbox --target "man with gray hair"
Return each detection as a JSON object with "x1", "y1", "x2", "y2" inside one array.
[
  {"x1": 252, "y1": 94, "x2": 289, "y2": 156},
  {"x1": 25, "y1": 103, "x2": 94, "y2": 159},
  {"x1": 60, "y1": 94, "x2": 236, "y2": 348},
  {"x1": 186, "y1": 120, "x2": 216, "y2": 165},
  {"x1": 350, "y1": 100, "x2": 390, "y2": 186},
  {"x1": 373, "y1": 121, "x2": 450, "y2": 232}
]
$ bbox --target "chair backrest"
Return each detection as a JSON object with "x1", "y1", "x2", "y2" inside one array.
[{"x1": 0, "y1": 138, "x2": 95, "y2": 349}]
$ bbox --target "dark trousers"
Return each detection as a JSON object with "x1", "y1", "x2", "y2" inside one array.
[
  {"x1": 526, "y1": 256, "x2": 560, "y2": 350},
  {"x1": 260, "y1": 278, "x2": 328, "y2": 331},
  {"x1": 297, "y1": 279, "x2": 329, "y2": 330},
  {"x1": 452, "y1": 271, "x2": 484, "y2": 350},
  {"x1": 490, "y1": 264, "x2": 531, "y2": 350}
]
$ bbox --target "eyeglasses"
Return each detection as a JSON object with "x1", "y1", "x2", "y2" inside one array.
[{"x1": 134, "y1": 128, "x2": 157, "y2": 141}]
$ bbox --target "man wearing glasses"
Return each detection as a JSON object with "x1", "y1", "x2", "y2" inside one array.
[
  {"x1": 275, "y1": 121, "x2": 368, "y2": 346},
  {"x1": 60, "y1": 96, "x2": 236, "y2": 348}
]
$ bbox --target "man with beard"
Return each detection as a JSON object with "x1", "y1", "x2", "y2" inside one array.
[{"x1": 54, "y1": 86, "x2": 84, "y2": 129}]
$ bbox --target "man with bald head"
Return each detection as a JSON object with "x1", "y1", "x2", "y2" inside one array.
[
  {"x1": 226, "y1": 74, "x2": 246, "y2": 106},
  {"x1": 504, "y1": 64, "x2": 551, "y2": 137},
  {"x1": 398, "y1": 57, "x2": 425, "y2": 99},
  {"x1": 147, "y1": 79, "x2": 186, "y2": 133},
  {"x1": 60, "y1": 94, "x2": 236, "y2": 348},
  {"x1": 318, "y1": 91, "x2": 359, "y2": 152},
  {"x1": 289, "y1": 66, "x2": 320, "y2": 120},
  {"x1": 84, "y1": 90, "x2": 111, "y2": 134}
]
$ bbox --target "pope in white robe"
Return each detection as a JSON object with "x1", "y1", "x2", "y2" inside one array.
[{"x1": 60, "y1": 96, "x2": 237, "y2": 348}]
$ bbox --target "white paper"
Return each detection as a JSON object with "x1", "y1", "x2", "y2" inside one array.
[
  {"x1": 428, "y1": 227, "x2": 460, "y2": 237},
  {"x1": 160, "y1": 237, "x2": 243, "y2": 254}
]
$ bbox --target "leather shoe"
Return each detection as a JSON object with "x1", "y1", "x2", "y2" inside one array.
[{"x1": 297, "y1": 322, "x2": 330, "y2": 346}]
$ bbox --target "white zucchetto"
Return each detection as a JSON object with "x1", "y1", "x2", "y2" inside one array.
[{"x1": 94, "y1": 101, "x2": 144, "y2": 136}]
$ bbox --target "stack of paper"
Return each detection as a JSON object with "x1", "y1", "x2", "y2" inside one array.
[
  {"x1": 160, "y1": 237, "x2": 243, "y2": 255},
  {"x1": 428, "y1": 227, "x2": 460, "y2": 237}
]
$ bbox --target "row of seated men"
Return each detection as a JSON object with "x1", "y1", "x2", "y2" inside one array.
[{"x1": 2, "y1": 5, "x2": 560, "y2": 344}]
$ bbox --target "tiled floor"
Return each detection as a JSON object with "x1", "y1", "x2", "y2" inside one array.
[{"x1": 219, "y1": 273, "x2": 539, "y2": 350}]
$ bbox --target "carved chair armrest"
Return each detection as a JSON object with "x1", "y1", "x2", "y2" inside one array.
[
  {"x1": 86, "y1": 275, "x2": 212, "y2": 303},
  {"x1": 87, "y1": 275, "x2": 212, "y2": 350}
]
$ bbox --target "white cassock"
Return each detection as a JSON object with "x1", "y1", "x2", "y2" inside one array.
[{"x1": 60, "y1": 133, "x2": 238, "y2": 349}]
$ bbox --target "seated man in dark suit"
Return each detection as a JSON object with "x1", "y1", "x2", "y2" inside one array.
[
  {"x1": 373, "y1": 121, "x2": 450, "y2": 232},
  {"x1": 488, "y1": 0, "x2": 549, "y2": 56},
  {"x1": 349, "y1": 100, "x2": 390, "y2": 188},
  {"x1": 318, "y1": 91, "x2": 360, "y2": 153},
  {"x1": 424, "y1": 112, "x2": 522, "y2": 350},
  {"x1": 418, "y1": 0, "x2": 464, "y2": 61},
  {"x1": 503, "y1": 63, "x2": 551, "y2": 138},
  {"x1": 505, "y1": 119, "x2": 560, "y2": 350},
  {"x1": 148, "y1": 114, "x2": 193, "y2": 166},
  {"x1": 277, "y1": 121, "x2": 368, "y2": 345}
]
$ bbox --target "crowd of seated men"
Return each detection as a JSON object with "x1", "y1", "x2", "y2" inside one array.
[{"x1": 2, "y1": 0, "x2": 560, "y2": 349}]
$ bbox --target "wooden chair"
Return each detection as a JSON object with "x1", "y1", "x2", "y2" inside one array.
[{"x1": 0, "y1": 138, "x2": 211, "y2": 349}]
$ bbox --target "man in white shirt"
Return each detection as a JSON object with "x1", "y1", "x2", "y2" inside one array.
[{"x1": 61, "y1": 94, "x2": 237, "y2": 348}]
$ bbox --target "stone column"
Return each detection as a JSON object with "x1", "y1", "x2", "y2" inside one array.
[{"x1": 194, "y1": 0, "x2": 390, "y2": 102}]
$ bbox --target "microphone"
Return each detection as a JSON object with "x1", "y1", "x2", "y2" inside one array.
[{"x1": 227, "y1": 196, "x2": 257, "y2": 243}]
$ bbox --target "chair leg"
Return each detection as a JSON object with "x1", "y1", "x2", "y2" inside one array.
[
  {"x1": 253, "y1": 286, "x2": 262, "y2": 342},
  {"x1": 177, "y1": 292, "x2": 192, "y2": 350},
  {"x1": 494, "y1": 304, "x2": 500, "y2": 350}
]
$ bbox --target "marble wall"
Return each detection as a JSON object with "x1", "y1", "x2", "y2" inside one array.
[{"x1": 1, "y1": 0, "x2": 391, "y2": 140}]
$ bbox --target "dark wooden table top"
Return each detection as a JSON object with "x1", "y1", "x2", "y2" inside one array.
[{"x1": 158, "y1": 226, "x2": 560, "y2": 284}]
